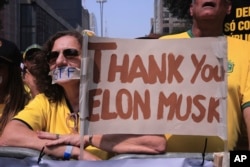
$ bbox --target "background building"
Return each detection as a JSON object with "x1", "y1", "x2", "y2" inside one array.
[
  {"x1": 0, "y1": 1, "x2": 20, "y2": 46},
  {"x1": 89, "y1": 13, "x2": 98, "y2": 36},
  {"x1": 153, "y1": 0, "x2": 191, "y2": 35},
  {"x1": 0, "y1": 0, "x2": 90, "y2": 52},
  {"x1": 0, "y1": 0, "x2": 192, "y2": 51},
  {"x1": 43, "y1": 0, "x2": 85, "y2": 29}
]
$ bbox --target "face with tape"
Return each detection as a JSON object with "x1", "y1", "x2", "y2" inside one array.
[
  {"x1": 47, "y1": 35, "x2": 82, "y2": 85},
  {"x1": 49, "y1": 66, "x2": 80, "y2": 84}
]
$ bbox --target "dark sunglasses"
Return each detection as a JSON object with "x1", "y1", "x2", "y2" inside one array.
[{"x1": 47, "y1": 48, "x2": 79, "y2": 64}]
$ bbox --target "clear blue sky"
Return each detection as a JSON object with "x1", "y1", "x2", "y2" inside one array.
[{"x1": 82, "y1": 0, "x2": 154, "y2": 39}]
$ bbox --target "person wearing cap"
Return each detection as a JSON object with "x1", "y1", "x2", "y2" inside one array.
[
  {"x1": 22, "y1": 44, "x2": 42, "y2": 98},
  {"x1": 0, "y1": 38, "x2": 30, "y2": 135}
]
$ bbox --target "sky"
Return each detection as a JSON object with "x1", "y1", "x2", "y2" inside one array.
[{"x1": 82, "y1": 0, "x2": 154, "y2": 39}]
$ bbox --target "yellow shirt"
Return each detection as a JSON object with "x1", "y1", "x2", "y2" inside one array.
[
  {"x1": 14, "y1": 93, "x2": 111, "y2": 160},
  {"x1": 160, "y1": 33, "x2": 250, "y2": 152}
]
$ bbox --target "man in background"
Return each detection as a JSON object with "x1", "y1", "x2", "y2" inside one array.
[{"x1": 160, "y1": 0, "x2": 250, "y2": 152}]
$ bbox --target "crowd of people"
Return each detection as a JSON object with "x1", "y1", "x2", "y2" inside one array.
[
  {"x1": 0, "y1": 0, "x2": 250, "y2": 163},
  {"x1": 0, "y1": 31, "x2": 166, "y2": 160}
]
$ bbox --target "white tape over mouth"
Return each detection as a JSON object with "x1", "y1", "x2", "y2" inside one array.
[{"x1": 49, "y1": 66, "x2": 80, "y2": 84}]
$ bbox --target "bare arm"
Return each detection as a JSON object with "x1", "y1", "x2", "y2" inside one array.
[
  {"x1": 0, "y1": 120, "x2": 43, "y2": 149},
  {"x1": 0, "y1": 120, "x2": 100, "y2": 160},
  {"x1": 38, "y1": 132, "x2": 167, "y2": 154},
  {"x1": 243, "y1": 107, "x2": 250, "y2": 150},
  {"x1": 93, "y1": 134, "x2": 166, "y2": 154}
]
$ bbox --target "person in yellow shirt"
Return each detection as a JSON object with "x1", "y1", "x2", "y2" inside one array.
[
  {"x1": 0, "y1": 38, "x2": 30, "y2": 135},
  {"x1": 22, "y1": 44, "x2": 42, "y2": 98},
  {"x1": 0, "y1": 30, "x2": 166, "y2": 160},
  {"x1": 160, "y1": 0, "x2": 250, "y2": 152}
]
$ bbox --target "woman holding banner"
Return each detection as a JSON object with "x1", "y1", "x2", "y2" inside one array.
[{"x1": 0, "y1": 30, "x2": 166, "y2": 160}]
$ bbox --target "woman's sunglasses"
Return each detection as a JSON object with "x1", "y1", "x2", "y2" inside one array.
[{"x1": 47, "y1": 48, "x2": 79, "y2": 64}]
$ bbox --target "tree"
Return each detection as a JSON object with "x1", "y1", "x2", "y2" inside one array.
[{"x1": 163, "y1": 0, "x2": 192, "y2": 19}]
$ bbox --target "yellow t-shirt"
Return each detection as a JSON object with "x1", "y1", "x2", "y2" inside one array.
[
  {"x1": 14, "y1": 93, "x2": 111, "y2": 160},
  {"x1": 160, "y1": 33, "x2": 250, "y2": 152}
]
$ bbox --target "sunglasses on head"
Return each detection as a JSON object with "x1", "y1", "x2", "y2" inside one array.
[{"x1": 47, "y1": 48, "x2": 79, "y2": 64}]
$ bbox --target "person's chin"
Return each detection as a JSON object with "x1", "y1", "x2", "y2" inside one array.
[
  {"x1": 200, "y1": 9, "x2": 217, "y2": 16},
  {"x1": 200, "y1": 13, "x2": 217, "y2": 20},
  {"x1": 55, "y1": 79, "x2": 79, "y2": 85}
]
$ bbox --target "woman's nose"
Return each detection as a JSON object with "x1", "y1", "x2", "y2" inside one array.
[{"x1": 55, "y1": 53, "x2": 67, "y2": 65}]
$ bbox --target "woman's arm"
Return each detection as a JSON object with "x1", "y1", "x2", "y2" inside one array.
[
  {"x1": 0, "y1": 120, "x2": 100, "y2": 160},
  {"x1": 0, "y1": 120, "x2": 44, "y2": 149},
  {"x1": 93, "y1": 134, "x2": 166, "y2": 154},
  {"x1": 38, "y1": 131, "x2": 167, "y2": 154}
]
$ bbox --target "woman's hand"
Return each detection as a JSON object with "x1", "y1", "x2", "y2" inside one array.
[
  {"x1": 37, "y1": 131, "x2": 90, "y2": 148},
  {"x1": 23, "y1": 69, "x2": 39, "y2": 97},
  {"x1": 43, "y1": 143, "x2": 101, "y2": 161},
  {"x1": 37, "y1": 131, "x2": 101, "y2": 160}
]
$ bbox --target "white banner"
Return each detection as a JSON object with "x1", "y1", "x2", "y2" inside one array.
[{"x1": 81, "y1": 36, "x2": 227, "y2": 140}]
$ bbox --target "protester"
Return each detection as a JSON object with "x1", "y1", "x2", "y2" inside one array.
[
  {"x1": 0, "y1": 30, "x2": 166, "y2": 160},
  {"x1": 160, "y1": 0, "x2": 250, "y2": 152},
  {"x1": 22, "y1": 44, "x2": 42, "y2": 98},
  {"x1": 0, "y1": 38, "x2": 30, "y2": 135}
]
